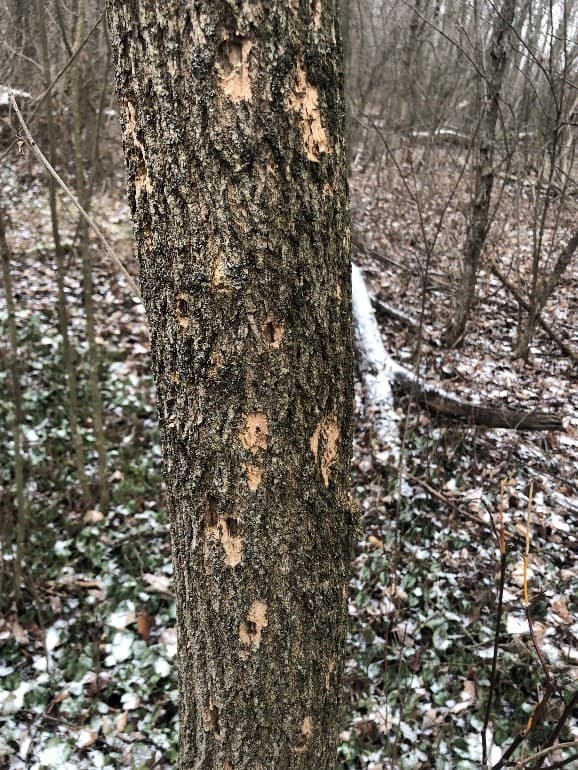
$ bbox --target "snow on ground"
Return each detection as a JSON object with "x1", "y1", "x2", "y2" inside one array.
[{"x1": 0, "y1": 152, "x2": 577, "y2": 769}]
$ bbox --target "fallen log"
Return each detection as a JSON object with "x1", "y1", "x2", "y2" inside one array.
[
  {"x1": 405, "y1": 128, "x2": 473, "y2": 148},
  {"x1": 372, "y1": 296, "x2": 442, "y2": 348},
  {"x1": 351, "y1": 263, "x2": 400, "y2": 465},
  {"x1": 352, "y1": 264, "x2": 565, "y2": 443},
  {"x1": 373, "y1": 296, "x2": 420, "y2": 331},
  {"x1": 352, "y1": 234, "x2": 410, "y2": 274},
  {"x1": 392, "y1": 372, "x2": 564, "y2": 431},
  {"x1": 352, "y1": 236, "x2": 450, "y2": 289}
]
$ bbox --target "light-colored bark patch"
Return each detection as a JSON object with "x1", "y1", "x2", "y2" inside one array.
[
  {"x1": 244, "y1": 462, "x2": 263, "y2": 491},
  {"x1": 211, "y1": 255, "x2": 231, "y2": 292},
  {"x1": 310, "y1": 414, "x2": 340, "y2": 486},
  {"x1": 325, "y1": 659, "x2": 335, "y2": 689},
  {"x1": 216, "y1": 37, "x2": 252, "y2": 103},
  {"x1": 208, "y1": 349, "x2": 224, "y2": 379},
  {"x1": 169, "y1": 371, "x2": 181, "y2": 384},
  {"x1": 134, "y1": 172, "x2": 153, "y2": 198},
  {"x1": 295, "y1": 715, "x2": 314, "y2": 751},
  {"x1": 125, "y1": 101, "x2": 145, "y2": 155},
  {"x1": 239, "y1": 600, "x2": 268, "y2": 659},
  {"x1": 262, "y1": 317, "x2": 284, "y2": 348},
  {"x1": 286, "y1": 60, "x2": 331, "y2": 162},
  {"x1": 313, "y1": 0, "x2": 322, "y2": 26},
  {"x1": 239, "y1": 412, "x2": 269, "y2": 454},
  {"x1": 175, "y1": 293, "x2": 190, "y2": 328},
  {"x1": 125, "y1": 102, "x2": 152, "y2": 197},
  {"x1": 202, "y1": 699, "x2": 222, "y2": 740},
  {"x1": 207, "y1": 516, "x2": 244, "y2": 567}
]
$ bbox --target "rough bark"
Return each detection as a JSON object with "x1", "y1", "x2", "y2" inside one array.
[{"x1": 107, "y1": 3, "x2": 354, "y2": 769}]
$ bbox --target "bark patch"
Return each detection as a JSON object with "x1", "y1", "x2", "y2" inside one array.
[
  {"x1": 286, "y1": 61, "x2": 330, "y2": 162},
  {"x1": 125, "y1": 101, "x2": 152, "y2": 197},
  {"x1": 244, "y1": 462, "x2": 263, "y2": 491},
  {"x1": 239, "y1": 600, "x2": 268, "y2": 658},
  {"x1": 216, "y1": 37, "x2": 252, "y2": 103},
  {"x1": 210, "y1": 255, "x2": 230, "y2": 293},
  {"x1": 325, "y1": 659, "x2": 335, "y2": 689},
  {"x1": 239, "y1": 412, "x2": 269, "y2": 454},
  {"x1": 295, "y1": 716, "x2": 314, "y2": 751},
  {"x1": 262, "y1": 317, "x2": 284, "y2": 348},
  {"x1": 206, "y1": 515, "x2": 244, "y2": 567},
  {"x1": 310, "y1": 414, "x2": 340, "y2": 486},
  {"x1": 202, "y1": 699, "x2": 221, "y2": 740},
  {"x1": 313, "y1": 0, "x2": 322, "y2": 26},
  {"x1": 208, "y1": 349, "x2": 224, "y2": 379},
  {"x1": 175, "y1": 293, "x2": 190, "y2": 328}
]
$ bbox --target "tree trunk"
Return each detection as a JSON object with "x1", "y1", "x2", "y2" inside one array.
[
  {"x1": 444, "y1": 0, "x2": 516, "y2": 347},
  {"x1": 0, "y1": 206, "x2": 28, "y2": 605},
  {"x1": 491, "y1": 259, "x2": 578, "y2": 363},
  {"x1": 351, "y1": 264, "x2": 400, "y2": 465},
  {"x1": 72, "y1": 0, "x2": 109, "y2": 511},
  {"x1": 37, "y1": 0, "x2": 89, "y2": 502},
  {"x1": 107, "y1": 3, "x2": 354, "y2": 769}
]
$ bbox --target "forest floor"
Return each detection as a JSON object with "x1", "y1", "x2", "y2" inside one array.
[{"x1": 0, "y1": 149, "x2": 577, "y2": 770}]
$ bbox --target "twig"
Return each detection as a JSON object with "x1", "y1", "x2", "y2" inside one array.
[
  {"x1": 492, "y1": 683, "x2": 556, "y2": 770},
  {"x1": 9, "y1": 93, "x2": 140, "y2": 298},
  {"x1": 492, "y1": 483, "x2": 563, "y2": 770},
  {"x1": 536, "y1": 752, "x2": 578, "y2": 770},
  {"x1": 0, "y1": 10, "x2": 105, "y2": 167},
  {"x1": 533, "y1": 691, "x2": 578, "y2": 769},
  {"x1": 0, "y1": 205, "x2": 28, "y2": 605},
  {"x1": 405, "y1": 471, "x2": 489, "y2": 528},
  {"x1": 490, "y1": 260, "x2": 578, "y2": 362},
  {"x1": 483, "y1": 480, "x2": 508, "y2": 768},
  {"x1": 508, "y1": 740, "x2": 578, "y2": 768},
  {"x1": 523, "y1": 483, "x2": 554, "y2": 687}
]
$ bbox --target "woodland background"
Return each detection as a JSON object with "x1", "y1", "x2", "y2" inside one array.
[{"x1": 0, "y1": 1, "x2": 577, "y2": 768}]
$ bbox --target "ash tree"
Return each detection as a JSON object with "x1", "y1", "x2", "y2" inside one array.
[{"x1": 107, "y1": 1, "x2": 354, "y2": 768}]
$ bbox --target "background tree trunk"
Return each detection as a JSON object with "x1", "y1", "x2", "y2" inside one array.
[
  {"x1": 0, "y1": 206, "x2": 28, "y2": 604},
  {"x1": 107, "y1": 3, "x2": 354, "y2": 769},
  {"x1": 37, "y1": 0, "x2": 89, "y2": 501},
  {"x1": 444, "y1": 0, "x2": 516, "y2": 347}
]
